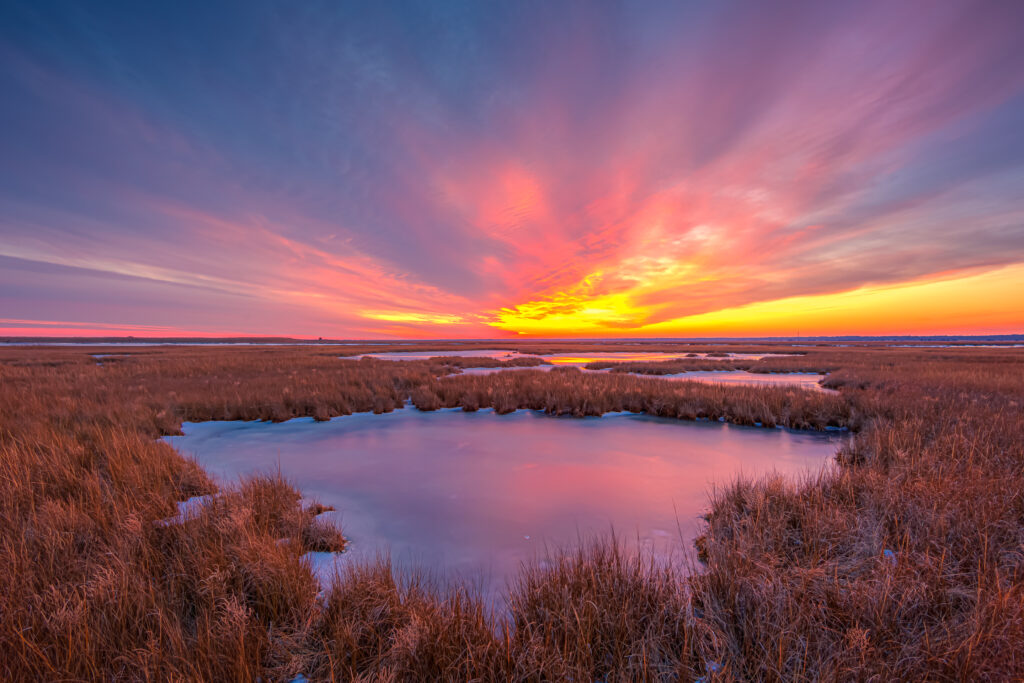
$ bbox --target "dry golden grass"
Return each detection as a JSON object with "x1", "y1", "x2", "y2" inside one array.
[
  {"x1": 422, "y1": 367, "x2": 849, "y2": 430},
  {"x1": 1, "y1": 342, "x2": 1023, "y2": 680}
]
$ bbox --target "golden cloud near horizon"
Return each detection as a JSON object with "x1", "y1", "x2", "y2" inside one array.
[{"x1": 487, "y1": 263, "x2": 1024, "y2": 338}]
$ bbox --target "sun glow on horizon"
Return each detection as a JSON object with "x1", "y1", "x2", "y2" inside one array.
[
  {"x1": 486, "y1": 264, "x2": 1024, "y2": 338},
  {"x1": 3, "y1": 261, "x2": 1024, "y2": 340}
]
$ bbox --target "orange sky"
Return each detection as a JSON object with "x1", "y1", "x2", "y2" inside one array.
[
  {"x1": 5, "y1": 263, "x2": 1023, "y2": 339},
  {"x1": 491, "y1": 264, "x2": 1024, "y2": 338}
]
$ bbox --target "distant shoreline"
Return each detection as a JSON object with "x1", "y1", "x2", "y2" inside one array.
[{"x1": 2, "y1": 334, "x2": 1023, "y2": 345}]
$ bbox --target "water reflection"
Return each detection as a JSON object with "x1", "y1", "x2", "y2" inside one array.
[
  {"x1": 354, "y1": 350, "x2": 794, "y2": 363},
  {"x1": 455, "y1": 366, "x2": 830, "y2": 390},
  {"x1": 659, "y1": 370, "x2": 828, "y2": 389},
  {"x1": 167, "y1": 409, "x2": 840, "y2": 596},
  {"x1": 540, "y1": 351, "x2": 791, "y2": 363}
]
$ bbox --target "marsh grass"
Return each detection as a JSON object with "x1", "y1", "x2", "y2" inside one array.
[
  {"x1": 1, "y1": 344, "x2": 1023, "y2": 679},
  {"x1": 422, "y1": 367, "x2": 850, "y2": 430}
]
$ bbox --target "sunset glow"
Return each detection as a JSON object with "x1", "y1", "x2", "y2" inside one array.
[{"x1": 2, "y1": 1, "x2": 1023, "y2": 338}]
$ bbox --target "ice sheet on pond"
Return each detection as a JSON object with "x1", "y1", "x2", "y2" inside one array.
[{"x1": 165, "y1": 409, "x2": 842, "y2": 599}]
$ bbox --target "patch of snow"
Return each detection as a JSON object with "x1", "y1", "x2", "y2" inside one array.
[
  {"x1": 155, "y1": 494, "x2": 214, "y2": 526},
  {"x1": 303, "y1": 550, "x2": 347, "y2": 596}
]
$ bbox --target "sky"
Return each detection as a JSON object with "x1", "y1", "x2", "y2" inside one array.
[{"x1": 2, "y1": 0, "x2": 1024, "y2": 339}]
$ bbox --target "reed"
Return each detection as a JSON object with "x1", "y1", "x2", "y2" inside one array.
[{"x1": 0, "y1": 343, "x2": 1022, "y2": 680}]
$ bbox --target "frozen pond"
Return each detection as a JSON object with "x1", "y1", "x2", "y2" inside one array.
[
  {"x1": 656, "y1": 370, "x2": 828, "y2": 389},
  {"x1": 166, "y1": 409, "x2": 841, "y2": 596},
  {"x1": 454, "y1": 366, "x2": 830, "y2": 390},
  {"x1": 352, "y1": 350, "x2": 793, "y2": 363},
  {"x1": 538, "y1": 351, "x2": 791, "y2": 364}
]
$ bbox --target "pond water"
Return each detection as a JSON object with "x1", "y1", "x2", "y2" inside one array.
[
  {"x1": 538, "y1": 351, "x2": 791, "y2": 363},
  {"x1": 353, "y1": 350, "x2": 794, "y2": 363},
  {"x1": 454, "y1": 366, "x2": 830, "y2": 390},
  {"x1": 166, "y1": 409, "x2": 841, "y2": 596},
  {"x1": 656, "y1": 370, "x2": 828, "y2": 389}
]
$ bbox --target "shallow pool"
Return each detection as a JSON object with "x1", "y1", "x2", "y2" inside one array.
[
  {"x1": 352, "y1": 350, "x2": 794, "y2": 363},
  {"x1": 539, "y1": 351, "x2": 792, "y2": 363},
  {"x1": 454, "y1": 366, "x2": 830, "y2": 390},
  {"x1": 166, "y1": 409, "x2": 840, "y2": 595},
  {"x1": 657, "y1": 370, "x2": 828, "y2": 389}
]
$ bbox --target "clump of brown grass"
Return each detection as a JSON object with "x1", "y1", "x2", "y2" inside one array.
[
  {"x1": 507, "y1": 539, "x2": 703, "y2": 681},
  {"x1": 429, "y1": 354, "x2": 549, "y2": 369},
  {"x1": 420, "y1": 367, "x2": 851, "y2": 430},
  {"x1": 295, "y1": 558, "x2": 503, "y2": 680}
]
